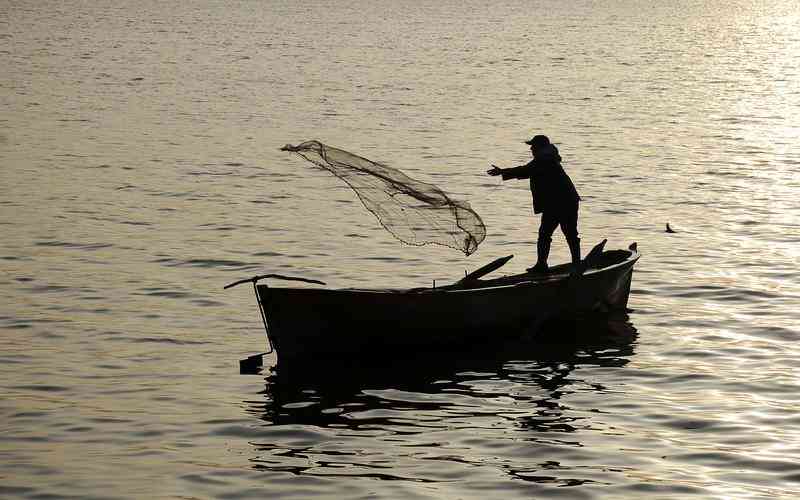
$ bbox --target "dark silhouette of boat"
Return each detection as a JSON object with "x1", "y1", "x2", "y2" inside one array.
[{"x1": 226, "y1": 242, "x2": 639, "y2": 371}]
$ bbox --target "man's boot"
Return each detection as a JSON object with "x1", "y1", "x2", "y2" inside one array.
[
  {"x1": 527, "y1": 237, "x2": 551, "y2": 273},
  {"x1": 568, "y1": 237, "x2": 584, "y2": 275}
]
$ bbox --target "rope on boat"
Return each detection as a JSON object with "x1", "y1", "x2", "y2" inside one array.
[
  {"x1": 223, "y1": 274, "x2": 326, "y2": 290},
  {"x1": 224, "y1": 274, "x2": 326, "y2": 358}
]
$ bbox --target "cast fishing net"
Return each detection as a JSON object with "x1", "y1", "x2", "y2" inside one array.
[{"x1": 281, "y1": 140, "x2": 486, "y2": 256}]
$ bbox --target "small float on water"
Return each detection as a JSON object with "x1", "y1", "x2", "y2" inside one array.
[{"x1": 226, "y1": 241, "x2": 640, "y2": 372}]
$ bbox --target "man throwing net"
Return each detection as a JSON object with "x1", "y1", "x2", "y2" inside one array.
[{"x1": 488, "y1": 135, "x2": 581, "y2": 273}]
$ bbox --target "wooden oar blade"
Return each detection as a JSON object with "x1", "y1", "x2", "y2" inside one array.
[{"x1": 458, "y1": 254, "x2": 514, "y2": 283}]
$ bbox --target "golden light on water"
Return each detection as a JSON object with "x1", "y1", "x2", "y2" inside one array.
[{"x1": 3, "y1": 0, "x2": 800, "y2": 498}]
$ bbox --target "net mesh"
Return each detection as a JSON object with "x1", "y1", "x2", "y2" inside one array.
[{"x1": 281, "y1": 140, "x2": 486, "y2": 256}]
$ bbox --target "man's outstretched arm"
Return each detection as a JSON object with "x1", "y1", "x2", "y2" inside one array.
[{"x1": 487, "y1": 162, "x2": 534, "y2": 180}]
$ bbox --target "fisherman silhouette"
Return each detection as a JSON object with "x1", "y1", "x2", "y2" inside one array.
[{"x1": 488, "y1": 135, "x2": 581, "y2": 273}]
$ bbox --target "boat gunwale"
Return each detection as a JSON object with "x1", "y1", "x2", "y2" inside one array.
[
  {"x1": 258, "y1": 246, "x2": 640, "y2": 295},
  {"x1": 420, "y1": 246, "x2": 639, "y2": 294}
]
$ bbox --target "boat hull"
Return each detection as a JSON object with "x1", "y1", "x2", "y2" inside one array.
[{"x1": 257, "y1": 248, "x2": 639, "y2": 369}]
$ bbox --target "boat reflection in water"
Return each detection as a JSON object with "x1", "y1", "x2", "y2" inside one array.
[{"x1": 242, "y1": 313, "x2": 638, "y2": 486}]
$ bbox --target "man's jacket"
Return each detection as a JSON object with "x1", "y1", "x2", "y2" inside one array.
[{"x1": 501, "y1": 145, "x2": 580, "y2": 214}]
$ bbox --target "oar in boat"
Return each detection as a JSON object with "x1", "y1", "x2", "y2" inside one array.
[
  {"x1": 564, "y1": 238, "x2": 608, "y2": 278},
  {"x1": 582, "y1": 239, "x2": 607, "y2": 267},
  {"x1": 457, "y1": 254, "x2": 514, "y2": 285}
]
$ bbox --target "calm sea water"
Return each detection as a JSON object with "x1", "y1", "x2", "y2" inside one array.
[{"x1": 3, "y1": 0, "x2": 800, "y2": 498}]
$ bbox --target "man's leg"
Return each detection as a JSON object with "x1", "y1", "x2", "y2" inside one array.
[
  {"x1": 560, "y1": 205, "x2": 581, "y2": 268},
  {"x1": 531, "y1": 212, "x2": 559, "y2": 272}
]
